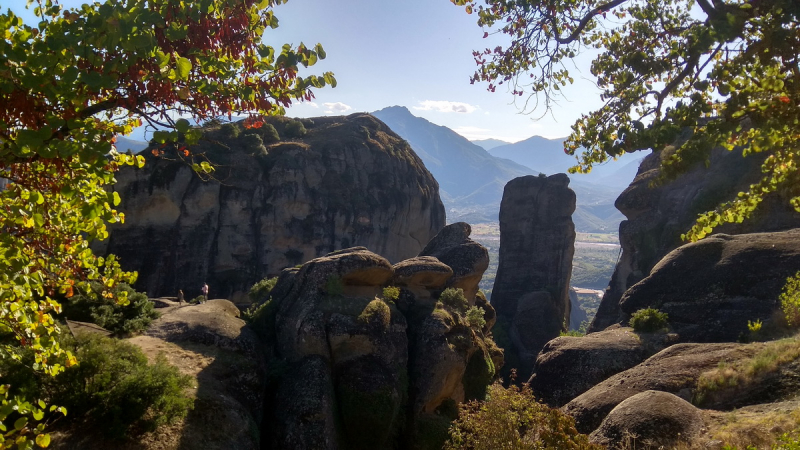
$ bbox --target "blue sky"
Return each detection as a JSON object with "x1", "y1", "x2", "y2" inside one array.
[{"x1": 9, "y1": 0, "x2": 606, "y2": 142}]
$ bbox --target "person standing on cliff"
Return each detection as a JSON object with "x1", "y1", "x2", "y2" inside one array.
[
  {"x1": 177, "y1": 289, "x2": 184, "y2": 306},
  {"x1": 201, "y1": 283, "x2": 209, "y2": 303}
]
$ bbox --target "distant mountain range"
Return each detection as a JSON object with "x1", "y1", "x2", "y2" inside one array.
[
  {"x1": 470, "y1": 138, "x2": 510, "y2": 151},
  {"x1": 115, "y1": 136, "x2": 149, "y2": 153},
  {"x1": 372, "y1": 106, "x2": 636, "y2": 232},
  {"x1": 474, "y1": 135, "x2": 645, "y2": 189}
]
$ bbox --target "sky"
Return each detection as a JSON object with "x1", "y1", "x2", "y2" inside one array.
[{"x1": 8, "y1": 0, "x2": 607, "y2": 143}]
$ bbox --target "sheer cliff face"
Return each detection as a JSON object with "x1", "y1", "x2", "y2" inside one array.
[
  {"x1": 101, "y1": 114, "x2": 445, "y2": 300},
  {"x1": 590, "y1": 145, "x2": 800, "y2": 332},
  {"x1": 491, "y1": 174, "x2": 576, "y2": 379}
]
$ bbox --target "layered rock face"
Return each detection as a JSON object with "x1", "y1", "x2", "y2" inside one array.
[
  {"x1": 261, "y1": 224, "x2": 502, "y2": 450},
  {"x1": 490, "y1": 174, "x2": 576, "y2": 377},
  {"x1": 591, "y1": 146, "x2": 800, "y2": 331},
  {"x1": 100, "y1": 114, "x2": 445, "y2": 301}
]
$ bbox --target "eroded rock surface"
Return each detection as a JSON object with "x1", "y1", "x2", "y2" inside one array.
[
  {"x1": 529, "y1": 326, "x2": 673, "y2": 407},
  {"x1": 101, "y1": 114, "x2": 445, "y2": 301},
  {"x1": 564, "y1": 342, "x2": 758, "y2": 434},
  {"x1": 619, "y1": 229, "x2": 800, "y2": 341},
  {"x1": 591, "y1": 146, "x2": 800, "y2": 332},
  {"x1": 491, "y1": 174, "x2": 576, "y2": 378},
  {"x1": 589, "y1": 390, "x2": 705, "y2": 449},
  {"x1": 262, "y1": 234, "x2": 502, "y2": 450}
]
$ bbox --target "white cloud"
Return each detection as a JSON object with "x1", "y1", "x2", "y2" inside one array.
[
  {"x1": 323, "y1": 102, "x2": 352, "y2": 114},
  {"x1": 413, "y1": 100, "x2": 477, "y2": 114},
  {"x1": 307, "y1": 102, "x2": 319, "y2": 108},
  {"x1": 452, "y1": 126, "x2": 492, "y2": 141}
]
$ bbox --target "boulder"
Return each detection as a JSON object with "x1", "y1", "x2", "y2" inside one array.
[
  {"x1": 589, "y1": 390, "x2": 705, "y2": 449},
  {"x1": 564, "y1": 342, "x2": 759, "y2": 434},
  {"x1": 591, "y1": 145, "x2": 800, "y2": 332},
  {"x1": 100, "y1": 114, "x2": 446, "y2": 301},
  {"x1": 491, "y1": 174, "x2": 576, "y2": 378},
  {"x1": 529, "y1": 326, "x2": 673, "y2": 407},
  {"x1": 392, "y1": 256, "x2": 453, "y2": 290},
  {"x1": 419, "y1": 222, "x2": 489, "y2": 302},
  {"x1": 619, "y1": 229, "x2": 800, "y2": 342}
]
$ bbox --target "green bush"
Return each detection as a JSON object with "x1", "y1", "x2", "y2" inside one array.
[
  {"x1": 466, "y1": 307, "x2": 486, "y2": 330},
  {"x1": 439, "y1": 288, "x2": 468, "y2": 313},
  {"x1": 249, "y1": 276, "x2": 278, "y2": 303},
  {"x1": 382, "y1": 286, "x2": 400, "y2": 304},
  {"x1": 629, "y1": 307, "x2": 669, "y2": 332},
  {"x1": 0, "y1": 335, "x2": 193, "y2": 440},
  {"x1": 445, "y1": 382, "x2": 601, "y2": 449},
  {"x1": 359, "y1": 298, "x2": 391, "y2": 330},
  {"x1": 61, "y1": 282, "x2": 159, "y2": 335},
  {"x1": 284, "y1": 120, "x2": 307, "y2": 138},
  {"x1": 780, "y1": 272, "x2": 800, "y2": 327},
  {"x1": 241, "y1": 132, "x2": 266, "y2": 155},
  {"x1": 220, "y1": 122, "x2": 240, "y2": 138},
  {"x1": 262, "y1": 123, "x2": 280, "y2": 143},
  {"x1": 243, "y1": 299, "x2": 278, "y2": 341}
]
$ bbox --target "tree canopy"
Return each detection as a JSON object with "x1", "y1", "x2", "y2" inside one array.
[
  {"x1": 1, "y1": 0, "x2": 331, "y2": 445},
  {"x1": 453, "y1": 0, "x2": 800, "y2": 240}
]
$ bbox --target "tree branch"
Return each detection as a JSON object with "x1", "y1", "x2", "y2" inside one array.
[{"x1": 551, "y1": 0, "x2": 630, "y2": 45}]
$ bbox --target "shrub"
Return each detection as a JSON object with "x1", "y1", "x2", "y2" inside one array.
[
  {"x1": 382, "y1": 286, "x2": 400, "y2": 304},
  {"x1": 0, "y1": 335, "x2": 193, "y2": 440},
  {"x1": 241, "y1": 132, "x2": 266, "y2": 155},
  {"x1": 284, "y1": 119, "x2": 307, "y2": 138},
  {"x1": 220, "y1": 122, "x2": 240, "y2": 138},
  {"x1": 243, "y1": 299, "x2": 278, "y2": 341},
  {"x1": 249, "y1": 276, "x2": 278, "y2": 303},
  {"x1": 359, "y1": 299, "x2": 391, "y2": 330},
  {"x1": 61, "y1": 282, "x2": 159, "y2": 335},
  {"x1": 262, "y1": 123, "x2": 280, "y2": 143},
  {"x1": 466, "y1": 306, "x2": 486, "y2": 331},
  {"x1": 780, "y1": 272, "x2": 800, "y2": 327},
  {"x1": 325, "y1": 275, "x2": 344, "y2": 296},
  {"x1": 439, "y1": 288, "x2": 468, "y2": 313},
  {"x1": 445, "y1": 382, "x2": 601, "y2": 450},
  {"x1": 629, "y1": 307, "x2": 669, "y2": 332}
]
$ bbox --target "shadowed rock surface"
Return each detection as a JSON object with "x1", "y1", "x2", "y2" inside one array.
[
  {"x1": 589, "y1": 390, "x2": 705, "y2": 449},
  {"x1": 260, "y1": 240, "x2": 502, "y2": 450},
  {"x1": 491, "y1": 174, "x2": 576, "y2": 378},
  {"x1": 529, "y1": 326, "x2": 674, "y2": 407},
  {"x1": 618, "y1": 229, "x2": 800, "y2": 342},
  {"x1": 100, "y1": 114, "x2": 445, "y2": 302},
  {"x1": 591, "y1": 146, "x2": 800, "y2": 332}
]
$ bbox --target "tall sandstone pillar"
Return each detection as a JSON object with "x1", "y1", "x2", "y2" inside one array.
[{"x1": 492, "y1": 174, "x2": 576, "y2": 379}]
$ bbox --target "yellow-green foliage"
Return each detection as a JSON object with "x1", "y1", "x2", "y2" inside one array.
[
  {"x1": 780, "y1": 272, "x2": 800, "y2": 328},
  {"x1": 359, "y1": 298, "x2": 391, "y2": 330},
  {"x1": 382, "y1": 286, "x2": 400, "y2": 303},
  {"x1": 466, "y1": 306, "x2": 486, "y2": 330},
  {"x1": 445, "y1": 382, "x2": 601, "y2": 450},
  {"x1": 629, "y1": 307, "x2": 669, "y2": 332},
  {"x1": 695, "y1": 336, "x2": 800, "y2": 405},
  {"x1": 439, "y1": 288, "x2": 468, "y2": 313},
  {"x1": 249, "y1": 276, "x2": 278, "y2": 303}
]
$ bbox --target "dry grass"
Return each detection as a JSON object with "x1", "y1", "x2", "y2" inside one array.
[
  {"x1": 695, "y1": 336, "x2": 800, "y2": 405},
  {"x1": 704, "y1": 407, "x2": 800, "y2": 449}
]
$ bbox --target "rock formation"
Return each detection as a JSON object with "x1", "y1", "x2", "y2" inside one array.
[
  {"x1": 99, "y1": 114, "x2": 445, "y2": 301},
  {"x1": 618, "y1": 229, "x2": 800, "y2": 341},
  {"x1": 588, "y1": 390, "x2": 704, "y2": 449},
  {"x1": 490, "y1": 174, "x2": 576, "y2": 378},
  {"x1": 529, "y1": 325, "x2": 673, "y2": 406},
  {"x1": 260, "y1": 224, "x2": 502, "y2": 450},
  {"x1": 591, "y1": 145, "x2": 800, "y2": 332}
]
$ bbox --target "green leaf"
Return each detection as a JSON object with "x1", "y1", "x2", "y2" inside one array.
[
  {"x1": 14, "y1": 417, "x2": 27, "y2": 431},
  {"x1": 175, "y1": 57, "x2": 192, "y2": 80},
  {"x1": 35, "y1": 433, "x2": 50, "y2": 448},
  {"x1": 175, "y1": 118, "x2": 190, "y2": 133}
]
